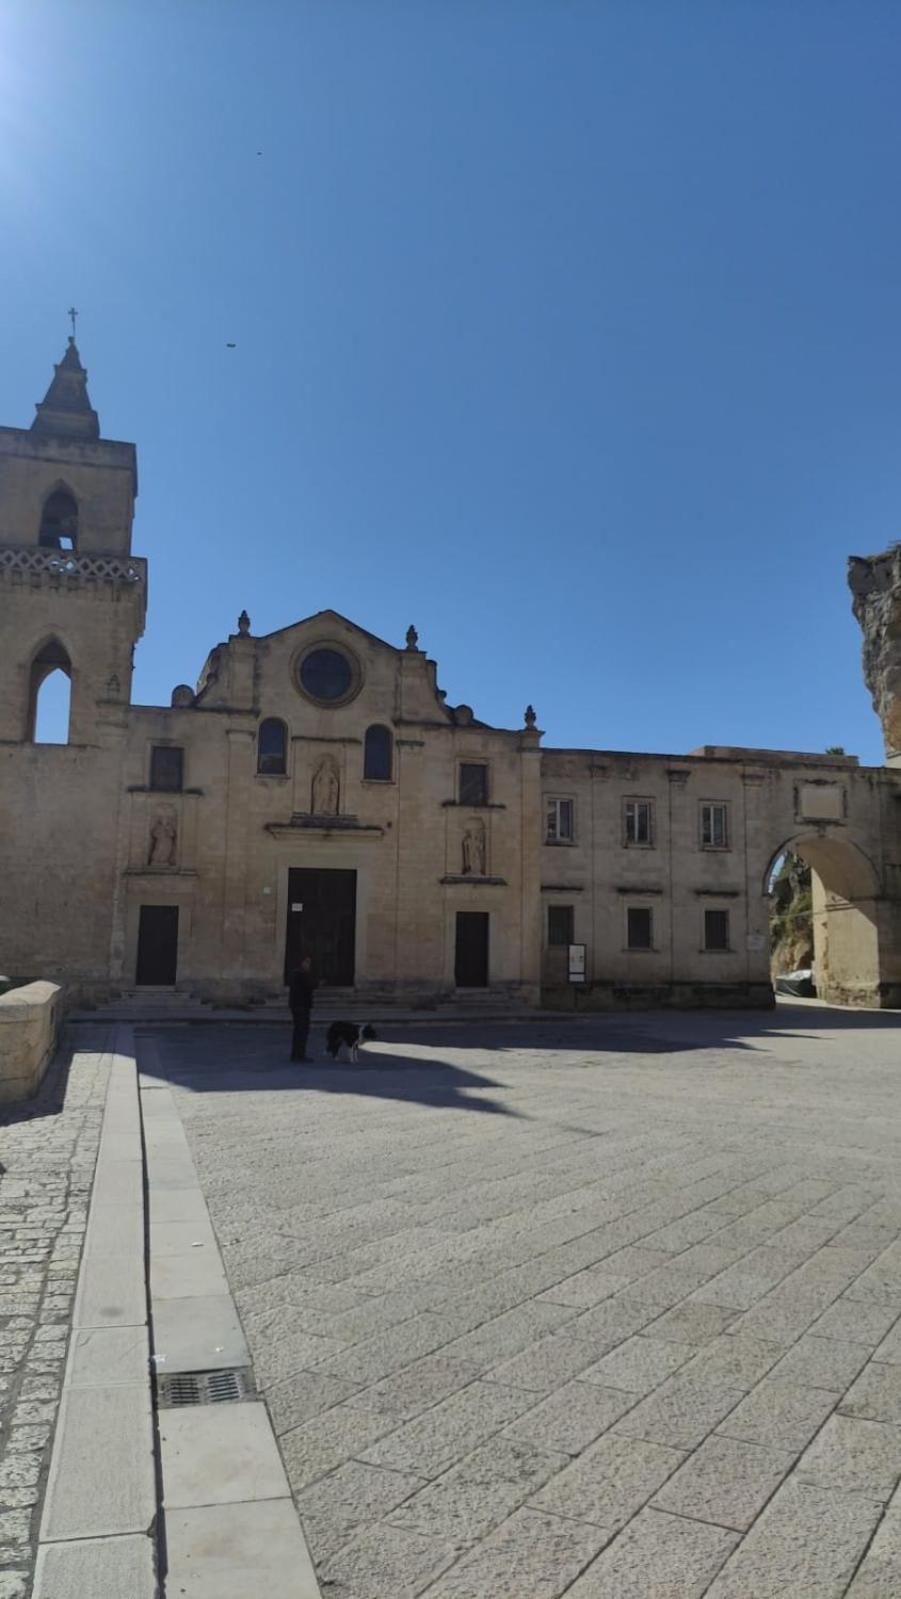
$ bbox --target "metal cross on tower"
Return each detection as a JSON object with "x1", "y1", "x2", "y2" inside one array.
[{"x1": 67, "y1": 306, "x2": 78, "y2": 339}]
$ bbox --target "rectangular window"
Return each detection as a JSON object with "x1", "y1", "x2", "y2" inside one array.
[
  {"x1": 624, "y1": 798, "x2": 654, "y2": 846},
  {"x1": 150, "y1": 745, "x2": 184, "y2": 792},
  {"x1": 459, "y1": 762, "x2": 488, "y2": 806},
  {"x1": 548, "y1": 905, "x2": 574, "y2": 947},
  {"x1": 627, "y1": 907, "x2": 653, "y2": 950},
  {"x1": 704, "y1": 909, "x2": 730, "y2": 951},
  {"x1": 546, "y1": 797, "x2": 575, "y2": 843},
  {"x1": 700, "y1": 801, "x2": 729, "y2": 849}
]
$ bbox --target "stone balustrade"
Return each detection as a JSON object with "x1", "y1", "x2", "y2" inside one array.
[{"x1": 0, "y1": 545, "x2": 146, "y2": 587}]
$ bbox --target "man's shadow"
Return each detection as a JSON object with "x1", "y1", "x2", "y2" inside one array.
[{"x1": 139, "y1": 1029, "x2": 521, "y2": 1120}]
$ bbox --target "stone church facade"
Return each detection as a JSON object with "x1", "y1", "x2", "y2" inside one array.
[{"x1": 2, "y1": 341, "x2": 901, "y2": 1010}]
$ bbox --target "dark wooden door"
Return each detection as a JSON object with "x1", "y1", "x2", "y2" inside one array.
[
  {"x1": 135, "y1": 905, "x2": 179, "y2": 985},
  {"x1": 285, "y1": 869, "x2": 357, "y2": 986},
  {"x1": 455, "y1": 911, "x2": 489, "y2": 987}
]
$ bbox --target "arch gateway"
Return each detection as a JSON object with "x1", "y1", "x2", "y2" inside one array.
[{"x1": 1, "y1": 342, "x2": 900, "y2": 1010}]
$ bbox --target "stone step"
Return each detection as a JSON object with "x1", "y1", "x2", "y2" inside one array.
[{"x1": 70, "y1": 986, "x2": 538, "y2": 1026}]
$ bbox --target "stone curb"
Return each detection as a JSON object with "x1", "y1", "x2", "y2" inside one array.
[{"x1": 34, "y1": 1025, "x2": 158, "y2": 1596}]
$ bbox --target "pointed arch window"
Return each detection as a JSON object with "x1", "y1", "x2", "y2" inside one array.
[
  {"x1": 257, "y1": 717, "x2": 288, "y2": 776},
  {"x1": 39, "y1": 489, "x2": 79, "y2": 551},
  {"x1": 28, "y1": 640, "x2": 72, "y2": 743},
  {"x1": 363, "y1": 724, "x2": 393, "y2": 782}
]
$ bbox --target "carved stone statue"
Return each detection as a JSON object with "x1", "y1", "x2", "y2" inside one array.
[
  {"x1": 462, "y1": 818, "x2": 486, "y2": 877},
  {"x1": 311, "y1": 758, "x2": 340, "y2": 816},
  {"x1": 237, "y1": 609, "x2": 251, "y2": 636},
  {"x1": 148, "y1": 814, "x2": 177, "y2": 867},
  {"x1": 405, "y1": 624, "x2": 419, "y2": 650},
  {"x1": 524, "y1": 704, "x2": 537, "y2": 729}
]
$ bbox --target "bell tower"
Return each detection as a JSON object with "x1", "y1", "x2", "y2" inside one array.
[{"x1": 0, "y1": 334, "x2": 146, "y2": 743}]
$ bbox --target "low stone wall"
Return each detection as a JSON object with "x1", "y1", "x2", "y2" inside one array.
[{"x1": 0, "y1": 981, "x2": 63, "y2": 1104}]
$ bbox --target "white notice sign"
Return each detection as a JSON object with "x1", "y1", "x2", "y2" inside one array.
[
  {"x1": 568, "y1": 943, "x2": 587, "y2": 984},
  {"x1": 291, "y1": 903, "x2": 303, "y2": 912}
]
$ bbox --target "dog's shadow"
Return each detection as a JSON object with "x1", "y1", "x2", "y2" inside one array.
[{"x1": 302, "y1": 1043, "x2": 518, "y2": 1118}]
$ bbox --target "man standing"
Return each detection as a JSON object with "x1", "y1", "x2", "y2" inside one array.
[{"x1": 288, "y1": 955, "x2": 315, "y2": 1062}]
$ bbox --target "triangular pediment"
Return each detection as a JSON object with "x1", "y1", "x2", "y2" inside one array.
[{"x1": 260, "y1": 609, "x2": 402, "y2": 656}]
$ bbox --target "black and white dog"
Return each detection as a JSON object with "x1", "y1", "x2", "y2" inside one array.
[{"x1": 325, "y1": 1021, "x2": 377, "y2": 1063}]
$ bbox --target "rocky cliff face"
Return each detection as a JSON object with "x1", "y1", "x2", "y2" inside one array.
[
  {"x1": 770, "y1": 852, "x2": 813, "y2": 975},
  {"x1": 849, "y1": 543, "x2": 901, "y2": 760}
]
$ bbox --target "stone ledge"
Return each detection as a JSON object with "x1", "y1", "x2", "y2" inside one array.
[
  {"x1": 440, "y1": 875, "x2": 508, "y2": 886},
  {"x1": 266, "y1": 815, "x2": 385, "y2": 839},
  {"x1": 0, "y1": 980, "x2": 63, "y2": 1103}
]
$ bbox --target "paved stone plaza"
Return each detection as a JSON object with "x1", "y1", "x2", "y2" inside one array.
[{"x1": 135, "y1": 1004, "x2": 901, "y2": 1598}]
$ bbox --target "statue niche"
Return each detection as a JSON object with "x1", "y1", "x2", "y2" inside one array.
[
  {"x1": 462, "y1": 818, "x2": 486, "y2": 877},
  {"x1": 311, "y1": 757, "x2": 340, "y2": 816},
  {"x1": 148, "y1": 813, "x2": 177, "y2": 868}
]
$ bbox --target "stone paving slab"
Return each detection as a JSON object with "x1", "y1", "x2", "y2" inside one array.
[
  {"x1": 564, "y1": 1507, "x2": 738, "y2": 1597},
  {"x1": 159, "y1": 1401, "x2": 291, "y2": 1509},
  {"x1": 144, "y1": 1007, "x2": 901, "y2": 1596},
  {"x1": 39, "y1": 1383, "x2": 154, "y2": 1541},
  {"x1": 846, "y1": 1501, "x2": 901, "y2": 1596},
  {"x1": 32, "y1": 1532, "x2": 156, "y2": 1599},
  {"x1": 164, "y1": 1499, "x2": 321, "y2": 1599}
]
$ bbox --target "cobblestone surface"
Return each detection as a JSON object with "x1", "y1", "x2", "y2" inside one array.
[
  {"x1": 146, "y1": 1005, "x2": 901, "y2": 1598},
  {"x1": 0, "y1": 1031, "x2": 112, "y2": 1595}
]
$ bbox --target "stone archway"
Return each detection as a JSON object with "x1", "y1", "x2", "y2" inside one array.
[{"x1": 764, "y1": 832, "x2": 892, "y2": 1007}]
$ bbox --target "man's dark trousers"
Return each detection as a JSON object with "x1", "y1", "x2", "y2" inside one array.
[{"x1": 291, "y1": 1009, "x2": 311, "y2": 1062}]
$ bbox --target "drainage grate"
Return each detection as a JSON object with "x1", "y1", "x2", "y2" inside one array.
[{"x1": 156, "y1": 1366, "x2": 256, "y2": 1408}]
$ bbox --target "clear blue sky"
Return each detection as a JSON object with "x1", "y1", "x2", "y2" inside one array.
[{"x1": 2, "y1": 1, "x2": 900, "y2": 761}]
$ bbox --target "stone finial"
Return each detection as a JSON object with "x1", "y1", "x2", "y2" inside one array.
[
  {"x1": 237, "y1": 609, "x2": 251, "y2": 637},
  {"x1": 405, "y1": 624, "x2": 419, "y2": 651},
  {"x1": 524, "y1": 704, "x2": 537, "y2": 729}
]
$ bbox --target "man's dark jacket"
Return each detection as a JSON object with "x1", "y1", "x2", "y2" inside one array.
[{"x1": 288, "y1": 968, "x2": 315, "y2": 1016}]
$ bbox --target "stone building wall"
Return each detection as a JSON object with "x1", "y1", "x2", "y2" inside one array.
[
  {"x1": 105, "y1": 614, "x2": 543, "y2": 1006},
  {"x1": 538, "y1": 746, "x2": 901, "y2": 1008}
]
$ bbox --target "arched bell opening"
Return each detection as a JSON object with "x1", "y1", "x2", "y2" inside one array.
[
  {"x1": 27, "y1": 639, "x2": 73, "y2": 743},
  {"x1": 38, "y1": 487, "x2": 79, "y2": 551}
]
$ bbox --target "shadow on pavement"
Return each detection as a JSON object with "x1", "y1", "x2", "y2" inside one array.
[
  {"x1": 0, "y1": 1042, "x2": 76, "y2": 1129},
  {"x1": 138, "y1": 1027, "x2": 521, "y2": 1118},
  {"x1": 119, "y1": 999, "x2": 901, "y2": 1119}
]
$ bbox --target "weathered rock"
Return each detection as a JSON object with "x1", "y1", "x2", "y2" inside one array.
[{"x1": 849, "y1": 544, "x2": 901, "y2": 759}]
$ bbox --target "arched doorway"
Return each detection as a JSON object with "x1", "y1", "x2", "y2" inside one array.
[{"x1": 764, "y1": 832, "x2": 883, "y2": 1007}]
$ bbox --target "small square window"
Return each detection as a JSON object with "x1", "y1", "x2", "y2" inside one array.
[
  {"x1": 459, "y1": 763, "x2": 488, "y2": 806},
  {"x1": 546, "y1": 798, "x2": 575, "y2": 843},
  {"x1": 700, "y1": 802, "x2": 729, "y2": 849},
  {"x1": 548, "y1": 905, "x2": 574, "y2": 947},
  {"x1": 150, "y1": 745, "x2": 184, "y2": 792},
  {"x1": 627, "y1": 907, "x2": 653, "y2": 950},
  {"x1": 704, "y1": 909, "x2": 730, "y2": 951},
  {"x1": 624, "y1": 799, "x2": 654, "y2": 847}
]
